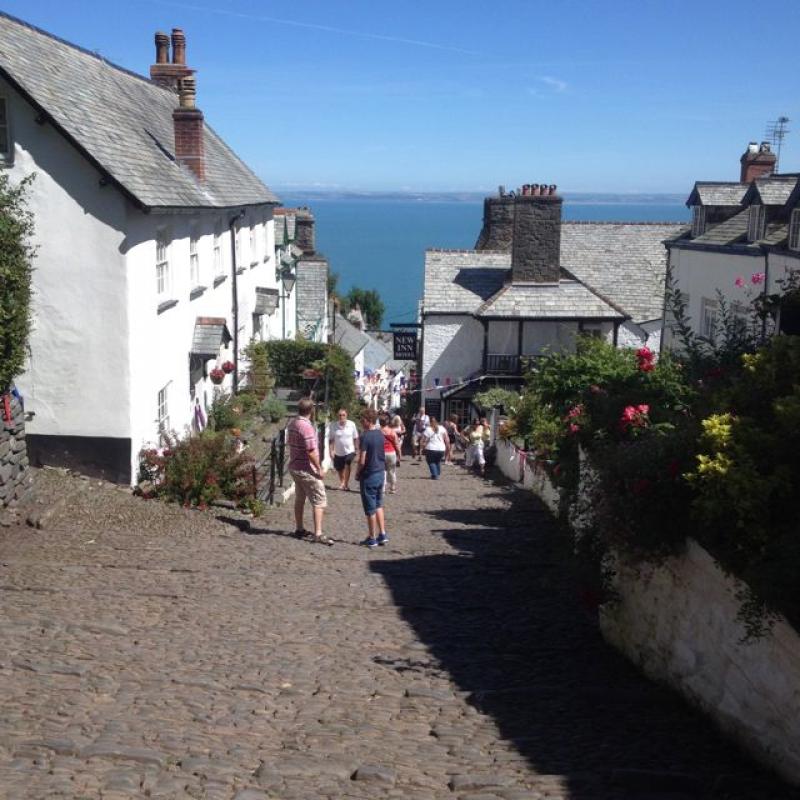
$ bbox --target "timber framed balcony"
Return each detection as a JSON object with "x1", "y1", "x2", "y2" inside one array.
[{"x1": 485, "y1": 353, "x2": 542, "y2": 376}]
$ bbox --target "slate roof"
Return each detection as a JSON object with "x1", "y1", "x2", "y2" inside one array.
[
  {"x1": 561, "y1": 222, "x2": 685, "y2": 322},
  {"x1": 478, "y1": 280, "x2": 623, "y2": 320},
  {"x1": 690, "y1": 208, "x2": 750, "y2": 246},
  {"x1": 0, "y1": 12, "x2": 278, "y2": 209},
  {"x1": 254, "y1": 287, "x2": 279, "y2": 315},
  {"x1": 687, "y1": 182, "x2": 747, "y2": 207},
  {"x1": 423, "y1": 223, "x2": 683, "y2": 324},
  {"x1": 191, "y1": 317, "x2": 231, "y2": 357},
  {"x1": 745, "y1": 176, "x2": 800, "y2": 206},
  {"x1": 363, "y1": 333, "x2": 393, "y2": 373},
  {"x1": 333, "y1": 313, "x2": 370, "y2": 358}
]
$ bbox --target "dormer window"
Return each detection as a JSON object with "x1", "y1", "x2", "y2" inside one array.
[
  {"x1": 0, "y1": 97, "x2": 11, "y2": 163},
  {"x1": 748, "y1": 204, "x2": 766, "y2": 242},
  {"x1": 789, "y1": 209, "x2": 800, "y2": 251},
  {"x1": 691, "y1": 206, "x2": 706, "y2": 238}
]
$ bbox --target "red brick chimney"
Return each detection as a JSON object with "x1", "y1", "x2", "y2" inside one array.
[
  {"x1": 173, "y1": 77, "x2": 205, "y2": 182},
  {"x1": 150, "y1": 28, "x2": 193, "y2": 89},
  {"x1": 740, "y1": 141, "x2": 776, "y2": 183}
]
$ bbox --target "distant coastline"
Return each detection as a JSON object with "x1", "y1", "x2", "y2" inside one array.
[{"x1": 275, "y1": 188, "x2": 687, "y2": 206}]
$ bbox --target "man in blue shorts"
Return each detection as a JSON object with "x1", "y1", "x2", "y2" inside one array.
[{"x1": 355, "y1": 408, "x2": 389, "y2": 548}]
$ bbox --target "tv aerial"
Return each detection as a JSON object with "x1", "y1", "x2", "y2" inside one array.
[{"x1": 765, "y1": 116, "x2": 790, "y2": 171}]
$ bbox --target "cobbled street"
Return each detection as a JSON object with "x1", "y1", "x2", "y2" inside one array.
[{"x1": 0, "y1": 464, "x2": 796, "y2": 800}]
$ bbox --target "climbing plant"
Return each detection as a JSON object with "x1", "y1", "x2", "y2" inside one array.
[{"x1": 0, "y1": 171, "x2": 35, "y2": 393}]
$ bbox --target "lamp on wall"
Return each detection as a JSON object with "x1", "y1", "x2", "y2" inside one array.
[{"x1": 280, "y1": 267, "x2": 296, "y2": 339}]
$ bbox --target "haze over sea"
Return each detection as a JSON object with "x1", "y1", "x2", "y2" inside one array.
[{"x1": 282, "y1": 193, "x2": 690, "y2": 326}]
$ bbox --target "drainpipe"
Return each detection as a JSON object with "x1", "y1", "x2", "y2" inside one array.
[{"x1": 229, "y1": 209, "x2": 246, "y2": 394}]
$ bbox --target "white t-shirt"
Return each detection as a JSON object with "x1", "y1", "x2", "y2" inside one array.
[
  {"x1": 331, "y1": 419, "x2": 358, "y2": 456},
  {"x1": 423, "y1": 426, "x2": 449, "y2": 452}
]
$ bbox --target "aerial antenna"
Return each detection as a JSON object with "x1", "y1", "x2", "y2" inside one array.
[{"x1": 765, "y1": 116, "x2": 790, "y2": 171}]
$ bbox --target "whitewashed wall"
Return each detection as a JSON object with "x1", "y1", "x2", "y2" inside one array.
[
  {"x1": 495, "y1": 438, "x2": 560, "y2": 515},
  {"x1": 664, "y1": 246, "x2": 766, "y2": 350},
  {"x1": 6, "y1": 77, "x2": 131, "y2": 439},
  {"x1": 602, "y1": 540, "x2": 800, "y2": 786},
  {"x1": 422, "y1": 315, "x2": 483, "y2": 403}
]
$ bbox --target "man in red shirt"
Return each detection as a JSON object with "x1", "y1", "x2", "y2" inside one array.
[{"x1": 286, "y1": 398, "x2": 332, "y2": 545}]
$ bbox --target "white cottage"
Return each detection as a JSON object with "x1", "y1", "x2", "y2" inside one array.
[
  {"x1": 421, "y1": 184, "x2": 684, "y2": 423},
  {"x1": 0, "y1": 13, "x2": 281, "y2": 482},
  {"x1": 664, "y1": 142, "x2": 800, "y2": 348}
]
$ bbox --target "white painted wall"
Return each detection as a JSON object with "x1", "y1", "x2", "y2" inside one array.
[
  {"x1": 602, "y1": 540, "x2": 800, "y2": 786},
  {"x1": 422, "y1": 315, "x2": 483, "y2": 402},
  {"x1": 5, "y1": 77, "x2": 131, "y2": 439},
  {"x1": 664, "y1": 246, "x2": 766, "y2": 350}
]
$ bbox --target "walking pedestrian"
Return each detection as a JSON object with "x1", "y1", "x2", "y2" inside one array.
[
  {"x1": 356, "y1": 408, "x2": 389, "y2": 548},
  {"x1": 464, "y1": 418, "x2": 487, "y2": 477},
  {"x1": 329, "y1": 408, "x2": 359, "y2": 491},
  {"x1": 390, "y1": 414, "x2": 406, "y2": 454},
  {"x1": 287, "y1": 398, "x2": 333, "y2": 545},
  {"x1": 381, "y1": 413, "x2": 402, "y2": 493},
  {"x1": 411, "y1": 408, "x2": 430, "y2": 460},
  {"x1": 421, "y1": 417, "x2": 450, "y2": 480},
  {"x1": 443, "y1": 414, "x2": 460, "y2": 465}
]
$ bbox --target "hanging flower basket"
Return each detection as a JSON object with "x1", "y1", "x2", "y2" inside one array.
[
  {"x1": 221, "y1": 360, "x2": 235, "y2": 374},
  {"x1": 209, "y1": 367, "x2": 225, "y2": 385}
]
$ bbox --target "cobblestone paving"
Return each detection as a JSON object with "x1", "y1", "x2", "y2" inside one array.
[{"x1": 0, "y1": 464, "x2": 797, "y2": 799}]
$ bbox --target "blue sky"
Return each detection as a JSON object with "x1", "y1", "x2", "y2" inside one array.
[{"x1": 6, "y1": 0, "x2": 800, "y2": 192}]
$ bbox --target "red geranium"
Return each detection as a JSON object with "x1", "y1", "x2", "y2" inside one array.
[
  {"x1": 221, "y1": 360, "x2": 235, "y2": 374},
  {"x1": 209, "y1": 367, "x2": 225, "y2": 384}
]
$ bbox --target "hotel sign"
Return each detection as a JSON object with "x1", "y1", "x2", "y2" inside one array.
[{"x1": 393, "y1": 331, "x2": 418, "y2": 360}]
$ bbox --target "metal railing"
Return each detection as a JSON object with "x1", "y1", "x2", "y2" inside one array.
[
  {"x1": 486, "y1": 353, "x2": 521, "y2": 375},
  {"x1": 256, "y1": 428, "x2": 286, "y2": 505}
]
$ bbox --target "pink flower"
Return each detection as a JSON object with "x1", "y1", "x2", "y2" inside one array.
[
  {"x1": 751, "y1": 272, "x2": 765, "y2": 285},
  {"x1": 619, "y1": 404, "x2": 650, "y2": 432},
  {"x1": 735, "y1": 276, "x2": 746, "y2": 288},
  {"x1": 568, "y1": 423, "x2": 580, "y2": 435},
  {"x1": 566, "y1": 404, "x2": 584, "y2": 420},
  {"x1": 635, "y1": 346, "x2": 655, "y2": 372}
]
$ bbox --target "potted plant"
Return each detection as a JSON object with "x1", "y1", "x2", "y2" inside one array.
[
  {"x1": 209, "y1": 367, "x2": 225, "y2": 385},
  {"x1": 221, "y1": 360, "x2": 235, "y2": 374}
]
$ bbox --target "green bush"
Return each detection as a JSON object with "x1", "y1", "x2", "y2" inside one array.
[
  {"x1": 0, "y1": 173, "x2": 35, "y2": 393},
  {"x1": 208, "y1": 392, "x2": 244, "y2": 431},
  {"x1": 138, "y1": 431, "x2": 255, "y2": 509},
  {"x1": 261, "y1": 394, "x2": 288, "y2": 423},
  {"x1": 473, "y1": 387, "x2": 521, "y2": 415},
  {"x1": 243, "y1": 340, "x2": 275, "y2": 398}
]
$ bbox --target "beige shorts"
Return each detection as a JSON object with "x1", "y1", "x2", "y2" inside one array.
[{"x1": 290, "y1": 470, "x2": 327, "y2": 508}]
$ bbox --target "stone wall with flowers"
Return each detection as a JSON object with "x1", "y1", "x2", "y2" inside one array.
[{"x1": 0, "y1": 390, "x2": 30, "y2": 508}]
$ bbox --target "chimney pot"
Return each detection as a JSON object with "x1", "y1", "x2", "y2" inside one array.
[
  {"x1": 171, "y1": 28, "x2": 186, "y2": 65},
  {"x1": 155, "y1": 32, "x2": 170, "y2": 64},
  {"x1": 521, "y1": 184, "x2": 530, "y2": 196},
  {"x1": 178, "y1": 76, "x2": 196, "y2": 108},
  {"x1": 549, "y1": 184, "x2": 557, "y2": 195}
]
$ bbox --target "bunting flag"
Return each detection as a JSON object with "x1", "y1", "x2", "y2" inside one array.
[{"x1": 434, "y1": 378, "x2": 440, "y2": 387}]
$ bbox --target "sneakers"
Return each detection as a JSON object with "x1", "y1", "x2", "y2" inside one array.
[
  {"x1": 361, "y1": 536, "x2": 379, "y2": 548},
  {"x1": 377, "y1": 532, "x2": 389, "y2": 546}
]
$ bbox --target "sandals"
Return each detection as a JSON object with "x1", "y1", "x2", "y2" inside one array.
[{"x1": 294, "y1": 528, "x2": 334, "y2": 546}]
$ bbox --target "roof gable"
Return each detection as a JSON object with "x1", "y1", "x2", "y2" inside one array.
[
  {"x1": 743, "y1": 175, "x2": 800, "y2": 207},
  {"x1": 686, "y1": 182, "x2": 747, "y2": 207},
  {"x1": 0, "y1": 12, "x2": 278, "y2": 209}
]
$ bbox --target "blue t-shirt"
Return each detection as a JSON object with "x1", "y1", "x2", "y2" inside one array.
[{"x1": 359, "y1": 428, "x2": 386, "y2": 478}]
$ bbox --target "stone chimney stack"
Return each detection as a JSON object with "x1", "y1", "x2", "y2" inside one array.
[
  {"x1": 295, "y1": 208, "x2": 316, "y2": 254},
  {"x1": 740, "y1": 141, "x2": 776, "y2": 183},
  {"x1": 173, "y1": 76, "x2": 205, "y2": 182},
  {"x1": 475, "y1": 189, "x2": 515, "y2": 250},
  {"x1": 150, "y1": 27, "x2": 194, "y2": 89},
  {"x1": 511, "y1": 183, "x2": 562, "y2": 282}
]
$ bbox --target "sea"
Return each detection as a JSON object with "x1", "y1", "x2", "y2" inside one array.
[{"x1": 281, "y1": 194, "x2": 690, "y2": 326}]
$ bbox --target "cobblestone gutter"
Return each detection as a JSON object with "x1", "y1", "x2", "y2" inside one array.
[{"x1": 0, "y1": 390, "x2": 30, "y2": 508}]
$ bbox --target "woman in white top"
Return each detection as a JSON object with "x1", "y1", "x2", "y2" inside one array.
[
  {"x1": 390, "y1": 414, "x2": 406, "y2": 454},
  {"x1": 329, "y1": 408, "x2": 359, "y2": 490},
  {"x1": 421, "y1": 417, "x2": 450, "y2": 480}
]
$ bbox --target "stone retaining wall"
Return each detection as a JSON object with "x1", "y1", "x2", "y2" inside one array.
[
  {"x1": 495, "y1": 437, "x2": 800, "y2": 785},
  {"x1": 0, "y1": 391, "x2": 30, "y2": 508},
  {"x1": 601, "y1": 542, "x2": 800, "y2": 785}
]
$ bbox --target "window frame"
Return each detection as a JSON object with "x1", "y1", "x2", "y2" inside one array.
[
  {"x1": 189, "y1": 226, "x2": 201, "y2": 288},
  {"x1": 789, "y1": 208, "x2": 800, "y2": 252},
  {"x1": 700, "y1": 297, "x2": 718, "y2": 340},
  {"x1": 157, "y1": 382, "x2": 171, "y2": 434},
  {"x1": 156, "y1": 230, "x2": 171, "y2": 300},
  {"x1": 748, "y1": 204, "x2": 766, "y2": 242},
  {"x1": 249, "y1": 224, "x2": 258, "y2": 267},
  {"x1": 213, "y1": 220, "x2": 224, "y2": 279},
  {"x1": 262, "y1": 221, "x2": 270, "y2": 262},
  {"x1": 0, "y1": 95, "x2": 11, "y2": 164},
  {"x1": 691, "y1": 205, "x2": 706, "y2": 238}
]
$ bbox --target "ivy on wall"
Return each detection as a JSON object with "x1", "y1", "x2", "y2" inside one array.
[{"x1": 0, "y1": 172, "x2": 35, "y2": 394}]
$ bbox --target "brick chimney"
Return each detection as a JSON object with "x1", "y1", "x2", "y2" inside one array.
[
  {"x1": 173, "y1": 77, "x2": 205, "y2": 182},
  {"x1": 150, "y1": 28, "x2": 194, "y2": 89},
  {"x1": 740, "y1": 141, "x2": 776, "y2": 183},
  {"x1": 295, "y1": 208, "x2": 316, "y2": 254}
]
